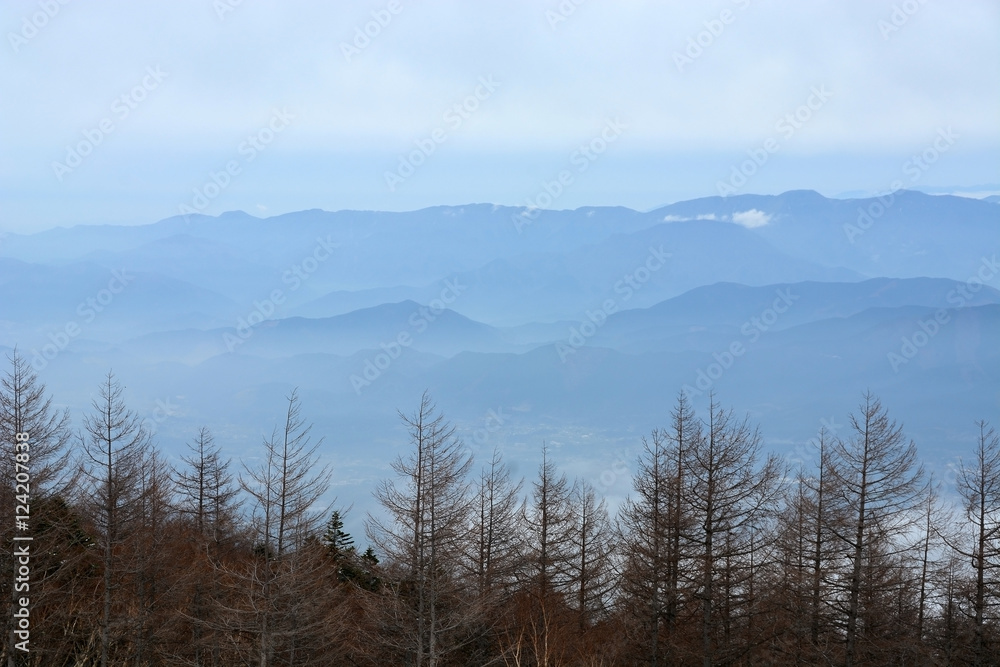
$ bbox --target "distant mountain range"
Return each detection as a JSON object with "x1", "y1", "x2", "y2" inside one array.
[{"x1": 1, "y1": 190, "x2": 997, "y2": 510}]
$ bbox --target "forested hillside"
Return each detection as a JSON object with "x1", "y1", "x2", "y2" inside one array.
[{"x1": 2, "y1": 351, "x2": 997, "y2": 666}]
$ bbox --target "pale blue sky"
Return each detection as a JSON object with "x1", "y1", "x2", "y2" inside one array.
[{"x1": 1, "y1": 0, "x2": 997, "y2": 233}]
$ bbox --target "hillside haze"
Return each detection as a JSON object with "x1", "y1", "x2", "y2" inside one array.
[{"x1": 1, "y1": 190, "x2": 997, "y2": 513}]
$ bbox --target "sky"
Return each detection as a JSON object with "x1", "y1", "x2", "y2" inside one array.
[{"x1": 1, "y1": 0, "x2": 998, "y2": 234}]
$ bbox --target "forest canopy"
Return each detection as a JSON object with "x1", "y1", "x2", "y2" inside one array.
[{"x1": 1, "y1": 351, "x2": 997, "y2": 666}]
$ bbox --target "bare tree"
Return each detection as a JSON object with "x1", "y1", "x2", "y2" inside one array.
[
  {"x1": 925, "y1": 554, "x2": 976, "y2": 664},
  {"x1": 804, "y1": 428, "x2": 846, "y2": 655},
  {"x1": 130, "y1": 448, "x2": 178, "y2": 665},
  {"x1": 0, "y1": 349, "x2": 73, "y2": 493},
  {"x1": 468, "y1": 446, "x2": 524, "y2": 599},
  {"x1": 618, "y1": 393, "x2": 703, "y2": 665},
  {"x1": 79, "y1": 371, "x2": 153, "y2": 667},
  {"x1": 773, "y1": 470, "x2": 820, "y2": 662},
  {"x1": 951, "y1": 420, "x2": 1000, "y2": 666},
  {"x1": 367, "y1": 391, "x2": 475, "y2": 666},
  {"x1": 518, "y1": 443, "x2": 577, "y2": 666},
  {"x1": 175, "y1": 427, "x2": 241, "y2": 543},
  {"x1": 0, "y1": 350, "x2": 75, "y2": 667},
  {"x1": 829, "y1": 392, "x2": 925, "y2": 667},
  {"x1": 173, "y1": 426, "x2": 242, "y2": 666},
  {"x1": 912, "y1": 476, "x2": 952, "y2": 650},
  {"x1": 667, "y1": 393, "x2": 699, "y2": 651},
  {"x1": 567, "y1": 480, "x2": 614, "y2": 632},
  {"x1": 617, "y1": 429, "x2": 674, "y2": 665},
  {"x1": 772, "y1": 428, "x2": 850, "y2": 663},
  {"x1": 523, "y1": 444, "x2": 575, "y2": 600},
  {"x1": 243, "y1": 389, "x2": 332, "y2": 560},
  {"x1": 225, "y1": 388, "x2": 334, "y2": 666},
  {"x1": 680, "y1": 395, "x2": 783, "y2": 667},
  {"x1": 461, "y1": 446, "x2": 526, "y2": 664}
]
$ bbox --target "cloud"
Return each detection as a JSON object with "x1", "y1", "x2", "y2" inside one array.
[
  {"x1": 663, "y1": 213, "x2": 719, "y2": 222},
  {"x1": 1, "y1": 0, "x2": 996, "y2": 231},
  {"x1": 731, "y1": 210, "x2": 771, "y2": 228}
]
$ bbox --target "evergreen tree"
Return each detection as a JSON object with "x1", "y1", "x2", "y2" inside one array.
[{"x1": 323, "y1": 510, "x2": 355, "y2": 558}]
